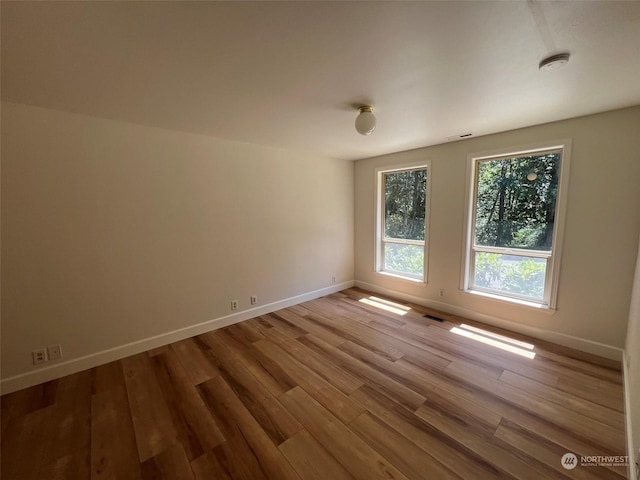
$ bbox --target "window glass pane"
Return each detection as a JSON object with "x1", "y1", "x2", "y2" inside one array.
[
  {"x1": 473, "y1": 252, "x2": 546, "y2": 300},
  {"x1": 384, "y1": 243, "x2": 424, "y2": 277},
  {"x1": 475, "y1": 152, "x2": 559, "y2": 250},
  {"x1": 384, "y1": 169, "x2": 426, "y2": 241}
]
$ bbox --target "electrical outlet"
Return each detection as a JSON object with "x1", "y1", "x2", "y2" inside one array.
[
  {"x1": 32, "y1": 349, "x2": 48, "y2": 365},
  {"x1": 439, "y1": 289, "x2": 445, "y2": 297},
  {"x1": 47, "y1": 344, "x2": 62, "y2": 361},
  {"x1": 250, "y1": 295, "x2": 257, "y2": 305},
  {"x1": 231, "y1": 300, "x2": 239, "y2": 311},
  {"x1": 331, "y1": 276, "x2": 336, "y2": 285}
]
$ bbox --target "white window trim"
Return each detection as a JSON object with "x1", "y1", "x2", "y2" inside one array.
[
  {"x1": 460, "y1": 139, "x2": 572, "y2": 310},
  {"x1": 374, "y1": 161, "x2": 432, "y2": 284}
]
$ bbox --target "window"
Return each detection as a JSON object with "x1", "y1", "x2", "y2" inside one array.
[
  {"x1": 463, "y1": 142, "x2": 570, "y2": 308},
  {"x1": 376, "y1": 164, "x2": 430, "y2": 282}
]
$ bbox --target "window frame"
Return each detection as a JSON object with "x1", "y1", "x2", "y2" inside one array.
[
  {"x1": 375, "y1": 162, "x2": 432, "y2": 283},
  {"x1": 461, "y1": 140, "x2": 572, "y2": 309}
]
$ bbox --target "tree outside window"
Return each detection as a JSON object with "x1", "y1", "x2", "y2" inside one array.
[
  {"x1": 467, "y1": 148, "x2": 566, "y2": 305},
  {"x1": 377, "y1": 166, "x2": 429, "y2": 281}
]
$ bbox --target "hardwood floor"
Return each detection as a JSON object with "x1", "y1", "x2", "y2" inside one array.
[{"x1": 1, "y1": 288, "x2": 628, "y2": 479}]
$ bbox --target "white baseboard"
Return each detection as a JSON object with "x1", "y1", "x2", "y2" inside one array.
[
  {"x1": 623, "y1": 351, "x2": 638, "y2": 480},
  {"x1": 0, "y1": 281, "x2": 355, "y2": 395},
  {"x1": 355, "y1": 280, "x2": 623, "y2": 362}
]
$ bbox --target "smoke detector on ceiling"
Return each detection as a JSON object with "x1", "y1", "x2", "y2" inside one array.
[
  {"x1": 539, "y1": 53, "x2": 570, "y2": 71},
  {"x1": 445, "y1": 133, "x2": 473, "y2": 142}
]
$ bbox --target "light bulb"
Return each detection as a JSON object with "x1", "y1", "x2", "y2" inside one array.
[{"x1": 355, "y1": 107, "x2": 376, "y2": 135}]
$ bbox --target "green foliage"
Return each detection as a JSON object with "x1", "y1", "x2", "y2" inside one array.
[
  {"x1": 384, "y1": 169, "x2": 426, "y2": 241},
  {"x1": 385, "y1": 244, "x2": 424, "y2": 276},
  {"x1": 511, "y1": 225, "x2": 546, "y2": 247},
  {"x1": 474, "y1": 252, "x2": 504, "y2": 288},
  {"x1": 475, "y1": 153, "x2": 559, "y2": 250},
  {"x1": 474, "y1": 253, "x2": 546, "y2": 299},
  {"x1": 504, "y1": 258, "x2": 545, "y2": 298}
]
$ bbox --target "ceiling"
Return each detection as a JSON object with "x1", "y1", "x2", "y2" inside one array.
[{"x1": 2, "y1": 1, "x2": 640, "y2": 161}]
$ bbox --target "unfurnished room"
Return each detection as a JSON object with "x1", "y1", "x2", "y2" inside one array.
[{"x1": 1, "y1": 1, "x2": 640, "y2": 479}]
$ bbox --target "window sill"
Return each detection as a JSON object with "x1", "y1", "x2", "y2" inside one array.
[
  {"x1": 463, "y1": 289, "x2": 556, "y2": 314},
  {"x1": 376, "y1": 270, "x2": 427, "y2": 286}
]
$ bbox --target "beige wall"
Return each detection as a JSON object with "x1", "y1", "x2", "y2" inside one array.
[
  {"x1": 355, "y1": 106, "x2": 640, "y2": 356},
  {"x1": 3, "y1": 101, "x2": 639, "y2": 386},
  {"x1": 1, "y1": 102, "x2": 354, "y2": 381},
  {"x1": 625, "y1": 236, "x2": 640, "y2": 476}
]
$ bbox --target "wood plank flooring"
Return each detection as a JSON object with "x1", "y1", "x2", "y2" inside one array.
[{"x1": 1, "y1": 288, "x2": 628, "y2": 479}]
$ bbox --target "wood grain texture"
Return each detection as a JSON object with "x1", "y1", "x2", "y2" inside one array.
[
  {"x1": 91, "y1": 386, "x2": 141, "y2": 480},
  {"x1": 253, "y1": 338, "x2": 364, "y2": 424},
  {"x1": 349, "y1": 411, "x2": 461, "y2": 480},
  {"x1": 140, "y1": 443, "x2": 194, "y2": 480},
  {"x1": 171, "y1": 337, "x2": 219, "y2": 385},
  {"x1": 204, "y1": 331, "x2": 303, "y2": 445},
  {"x1": 150, "y1": 349, "x2": 225, "y2": 459},
  {"x1": 278, "y1": 429, "x2": 355, "y2": 480},
  {"x1": 279, "y1": 386, "x2": 409, "y2": 480},
  {"x1": 198, "y1": 376, "x2": 301, "y2": 480},
  {"x1": 121, "y1": 353, "x2": 178, "y2": 462},
  {"x1": 1, "y1": 288, "x2": 627, "y2": 479}
]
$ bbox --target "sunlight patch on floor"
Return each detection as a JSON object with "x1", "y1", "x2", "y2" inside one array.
[
  {"x1": 458, "y1": 323, "x2": 535, "y2": 350},
  {"x1": 450, "y1": 325, "x2": 536, "y2": 359},
  {"x1": 358, "y1": 296, "x2": 410, "y2": 316}
]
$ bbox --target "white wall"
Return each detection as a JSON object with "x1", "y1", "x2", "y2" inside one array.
[
  {"x1": 355, "y1": 106, "x2": 640, "y2": 358},
  {"x1": 625, "y1": 236, "x2": 640, "y2": 478},
  {"x1": 1, "y1": 102, "x2": 354, "y2": 385}
]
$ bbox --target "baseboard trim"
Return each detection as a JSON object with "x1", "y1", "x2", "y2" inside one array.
[
  {"x1": 355, "y1": 280, "x2": 623, "y2": 361},
  {"x1": 623, "y1": 351, "x2": 638, "y2": 480},
  {"x1": 0, "y1": 281, "x2": 355, "y2": 395}
]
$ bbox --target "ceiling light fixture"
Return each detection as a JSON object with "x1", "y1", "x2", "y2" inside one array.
[
  {"x1": 539, "y1": 53, "x2": 570, "y2": 71},
  {"x1": 355, "y1": 106, "x2": 376, "y2": 135}
]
